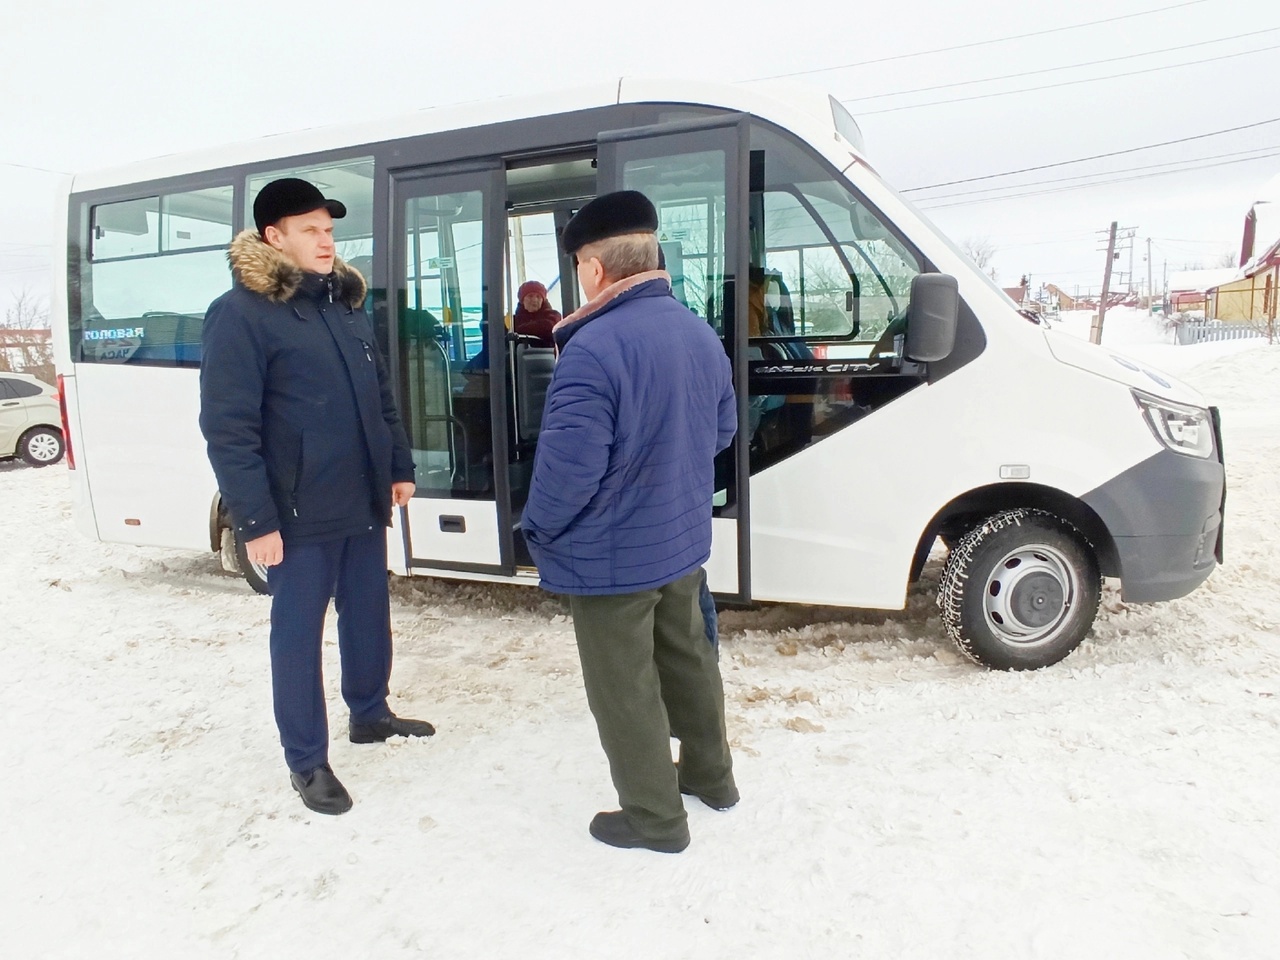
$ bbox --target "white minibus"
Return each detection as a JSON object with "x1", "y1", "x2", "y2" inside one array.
[{"x1": 52, "y1": 78, "x2": 1225, "y2": 669}]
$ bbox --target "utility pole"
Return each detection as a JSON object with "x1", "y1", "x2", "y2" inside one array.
[
  {"x1": 1126, "y1": 228, "x2": 1136, "y2": 295},
  {"x1": 511, "y1": 216, "x2": 527, "y2": 288},
  {"x1": 1092, "y1": 221, "x2": 1118, "y2": 344},
  {"x1": 1152, "y1": 239, "x2": 1162, "y2": 313}
]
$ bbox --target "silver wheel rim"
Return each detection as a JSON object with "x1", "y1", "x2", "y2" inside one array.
[
  {"x1": 28, "y1": 433, "x2": 60, "y2": 462},
  {"x1": 250, "y1": 560, "x2": 269, "y2": 586},
  {"x1": 981, "y1": 542, "x2": 1077, "y2": 647}
]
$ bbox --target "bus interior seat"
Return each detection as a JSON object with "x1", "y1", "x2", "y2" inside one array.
[{"x1": 514, "y1": 341, "x2": 556, "y2": 442}]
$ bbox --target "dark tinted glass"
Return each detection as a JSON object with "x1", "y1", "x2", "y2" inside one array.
[{"x1": 5, "y1": 378, "x2": 43, "y2": 398}]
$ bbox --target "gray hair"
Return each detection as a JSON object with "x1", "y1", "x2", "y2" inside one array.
[{"x1": 579, "y1": 232, "x2": 659, "y2": 282}]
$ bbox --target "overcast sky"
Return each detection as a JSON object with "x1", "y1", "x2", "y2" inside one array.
[{"x1": 2, "y1": 0, "x2": 1276, "y2": 315}]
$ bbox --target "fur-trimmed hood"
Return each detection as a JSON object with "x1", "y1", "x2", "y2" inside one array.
[{"x1": 227, "y1": 229, "x2": 367, "y2": 307}]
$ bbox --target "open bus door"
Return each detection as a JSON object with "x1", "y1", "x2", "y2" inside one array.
[
  {"x1": 390, "y1": 161, "x2": 515, "y2": 577},
  {"x1": 597, "y1": 115, "x2": 752, "y2": 603}
]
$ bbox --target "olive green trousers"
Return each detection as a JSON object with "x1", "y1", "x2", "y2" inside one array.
[{"x1": 569, "y1": 568, "x2": 736, "y2": 839}]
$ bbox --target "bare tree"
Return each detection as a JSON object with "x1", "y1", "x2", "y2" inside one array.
[
  {"x1": 1214, "y1": 248, "x2": 1239, "y2": 269},
  {"x1": 1, "y1": 290, "x2": 55, "y2": 383},
  {"x1": 961, "y1": 237, "x2": 997, "y2": 271},
  {"x1": 782, "y1": 257, "x2": 856, "y2": 337}
]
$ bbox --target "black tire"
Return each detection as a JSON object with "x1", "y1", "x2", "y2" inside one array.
[
  {"x1": 233, "y1": 529, "x2": 271, "y2": 595},
  {"x1": 18, "y1": 427, "x2": 64, "y2": 467},
  {"x1": 938, "y1": 508, "x2": 1101, "y2": 670}
]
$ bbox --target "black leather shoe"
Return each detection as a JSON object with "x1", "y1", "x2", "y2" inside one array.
[
  {"x1": 349, "y1": 712, "x2": 436, "y2": 744},
  {"x1": 679, "y1": 783, "x2": 740, "y2": 811},
  {"x1": 289, "y1": 764, "x2": 353, "y2": 815},
  {"x1": 588, "y1": 811, "x2": 690, "y2": 853}
]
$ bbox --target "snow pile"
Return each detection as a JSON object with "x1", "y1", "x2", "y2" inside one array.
[
  {"x1": 2, "y1": 342, "x2": 1278, "y2": 959},
  {"x1": 1051, "y1": 306, "x2": 1175, "y2": 347},
  {"x1": 1050, "y1": 305, "x2": 1265, "y2": 375}
]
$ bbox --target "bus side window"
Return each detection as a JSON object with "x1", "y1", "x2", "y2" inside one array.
[
  {"x1": 79, "y1": 187, "x2": 234, "y2": 367},
  {"x1": 744, "y1": 124, "x2": 927, "y2": 474}
]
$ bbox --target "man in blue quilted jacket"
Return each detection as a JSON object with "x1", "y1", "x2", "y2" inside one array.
[{"x1": 521, "y1": 191, "x2": 738, "y2": 853}]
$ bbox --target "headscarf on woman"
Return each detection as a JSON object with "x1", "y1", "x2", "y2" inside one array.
[{"x1": 513, "y1": 280, "x2": 561, "y2": 346}]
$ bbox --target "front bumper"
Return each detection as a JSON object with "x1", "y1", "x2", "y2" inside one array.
[
  {"x1": 1110, "y1": 525, "x2": 1220, "y2": 603},
  {"x1": 1081, "y1": 411, "x2": 1224, "y2": 604}
]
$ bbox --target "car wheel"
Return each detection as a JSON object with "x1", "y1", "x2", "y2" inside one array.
[
  {"x1": 233, "y1": 529, "x2": 271, "y2": 595},
  {"x1": 937, "y1": 508, "x2": 1101, "y2": 670},
  {"x1": 19, "y1": 427, "x2": 64, "y2": 467}
]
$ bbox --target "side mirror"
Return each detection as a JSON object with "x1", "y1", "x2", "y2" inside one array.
[{"x1": 905, "y1": 273, "x2": 958, "y2": 362}]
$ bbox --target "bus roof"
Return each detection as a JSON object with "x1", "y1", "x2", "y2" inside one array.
[{"x1": 70, "y1": 77, "x2": 867, "y2": 194}]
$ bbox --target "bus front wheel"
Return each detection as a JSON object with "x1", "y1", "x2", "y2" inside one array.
[
  {"x1": 233, "y1": 530, "x2": 271, "y2": 595},
  {"x1": 938, "y1": 509, "x2": 1101, "y2": 670}
]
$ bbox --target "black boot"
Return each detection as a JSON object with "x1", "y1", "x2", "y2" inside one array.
[
  {"x1": 675, "y1": 759, "x2": 739, "y2": 811},
  {"x1": 289, "y1": 764, "x2": 353, "y2": 815},
  {"x1": 588, "y1": 811, "x2": 690, "y2": 853},
  {"x1": 679, "y1": 783, "x2": 740, "y2": 811},
  {"x1": 349, "y1": 713, "x2": 436, "y2": 743}
]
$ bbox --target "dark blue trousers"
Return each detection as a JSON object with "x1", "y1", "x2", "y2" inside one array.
[{"x1": 267, "y1": 528, "x2": 392, "y2": 773}]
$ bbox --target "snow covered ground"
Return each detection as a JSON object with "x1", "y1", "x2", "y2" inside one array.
[{"x1": 2, "y1": 328, "x2": 1278, "y2": 959}]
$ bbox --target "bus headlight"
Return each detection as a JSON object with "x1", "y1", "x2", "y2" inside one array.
[{"x1": 1132, "y1": 389, "x2": 1214, "y2": 459}]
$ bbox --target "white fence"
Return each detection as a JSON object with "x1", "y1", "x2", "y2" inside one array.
[{"x1": 1176, "y1": 319, "x2": 1270, "y2": 345}]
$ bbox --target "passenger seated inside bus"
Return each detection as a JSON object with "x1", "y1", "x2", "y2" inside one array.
[
  {"x1": 512, "y1": 280, "x2": 560, "y2": 346},
  {"x1": 746, "y1": 267, "x2": 815, "y2": 461}
]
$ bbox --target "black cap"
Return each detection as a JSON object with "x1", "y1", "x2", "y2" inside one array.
[
  {"x1": 561, "y1": 190, "x2": 658, "y2": 255},
  {"x1": 253, "y1": 178, "x2": 347, "y2": 234}
]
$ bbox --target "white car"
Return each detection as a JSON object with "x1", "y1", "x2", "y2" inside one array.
[{"x1": 0, "y1": 373, "x2": 64, "y2": 466}]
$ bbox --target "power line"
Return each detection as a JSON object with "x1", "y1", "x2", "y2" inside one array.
[
  {"x1": 920, "y1": 154, "x2": 1280, "y2": 210},
  {"x1": 842, "y1": 27, "x2": 1277, "y2": 103},
  {"x1": 917, "y1": 152, "x2": 1280, "y2": 210},
  {"x1": 1002, "y1": 238, "x2": 1098, "y2": 247},
  {"x1": 1150, "y1": 236, "x2": 1237, "y2": 244},
  {"x1": 978, "y1": 227, "x2": 1104, "y2": 241},
  {"x1": 858, "y1": 42, "x2": 1280, "y2": 115},
  {"x1": 0, "y1": 161, "x2": 69, "y2": 175},
  {"x1": 902, "y1": 116, "x2": 1280, "y2": 191},
  {"x1": 918, "y1": 144, "x2": 1280, "y2": 201},
  {"x1": 750, "y1": 0, "x2": 1209, "y2": 80}
]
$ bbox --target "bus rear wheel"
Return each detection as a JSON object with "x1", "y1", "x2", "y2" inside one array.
[
  {"x1": 233, "y1": 530, "x2": 271, "y2": 595},
  {"x1": 938, "y1": 508, "x2": 1101, "y2": 670}
]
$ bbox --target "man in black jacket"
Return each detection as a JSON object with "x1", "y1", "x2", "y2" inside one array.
[{"x1": 200, "y1": 178, "x2": 434, "y2": 815}]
